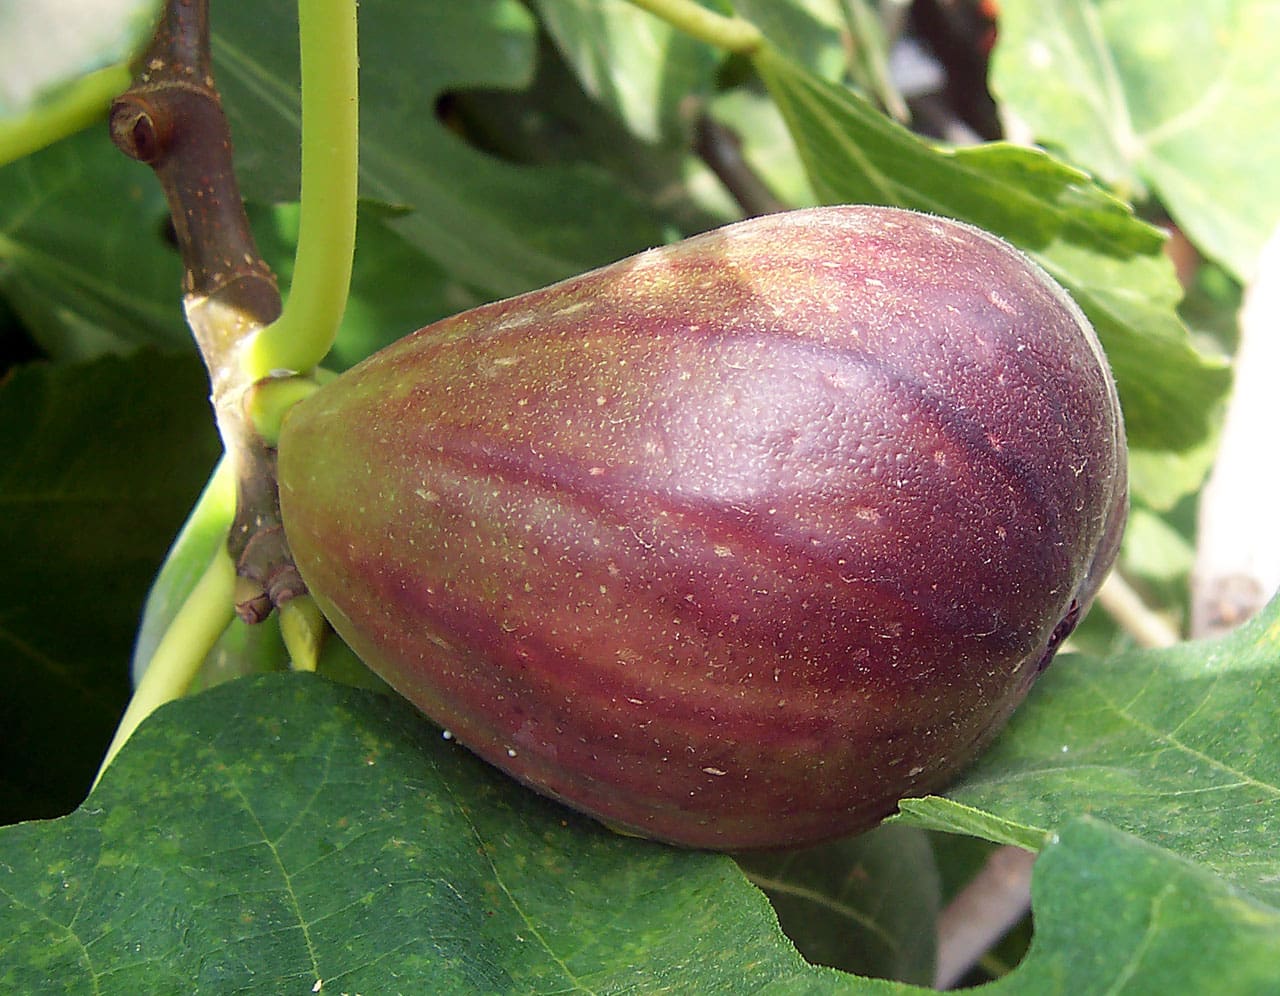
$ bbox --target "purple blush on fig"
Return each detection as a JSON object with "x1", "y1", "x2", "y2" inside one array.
[{"x1": 278, "y1": 205, "x2": 1127, "y2": 849}]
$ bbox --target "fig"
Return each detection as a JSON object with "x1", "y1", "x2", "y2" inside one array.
[{"x1": 277, "y1": 205, "x2": 1126, "y2": 850}]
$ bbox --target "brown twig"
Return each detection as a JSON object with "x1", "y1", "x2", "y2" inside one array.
[
  {"x1": 693, "y1": 113, "x2": 788, "y2": 218},
  {"x1": 110, "y1": 0, "x2": 303, "y2": 622}
]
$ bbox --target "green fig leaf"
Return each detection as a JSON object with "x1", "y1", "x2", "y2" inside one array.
[
  {"x1": 0, "y1": 128, "x2": 189, "y2": 360},
  {"x1": 4, "y1": 675, "x2": 1278, "y2": 993},
  {"x1": 987, "y1": 818, "x2": 1280, "y2": 995},
  {"x1": 532, "y1": 0, "x2": 721, "y2": 144},
  {"x1": 992, "y1": 0, "x2": 1280, "y2": 281},
  {"x1": 213, "y1": 0, "x2": 671, "y2": 300},
  {"x1": 897, "y1": 594, "x2": 1280, "y2": 906},
  {"x1": 737, "y1": 826, "x2": 941, "y2": 985},
  {"x1": 0, "y1": 352, "x2": 221, "y2": 823},
  {"x1": 752, "y1": 44, "x2": 1229, "y2": 507},
  {"x1": 732, "y1": 0, "x2": 852, "y2": 81},
  {"x1": 420, "y1": 35, "x2": 740, "y2": 237},
  {"x1": 0, "y1": 674, "x2": 868, "y2": 995}
]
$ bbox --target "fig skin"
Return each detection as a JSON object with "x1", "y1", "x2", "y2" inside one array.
[{"x1": 277, "y1": 205, "x2": 1127, "y2": 850}]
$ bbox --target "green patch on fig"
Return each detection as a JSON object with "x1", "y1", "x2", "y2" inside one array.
[{"x1": 277, "y1": 205, "x2": 1127, "y2": 850}]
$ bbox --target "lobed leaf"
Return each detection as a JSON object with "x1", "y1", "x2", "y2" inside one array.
[
  {"x1": 989, "y1": 818, "x2": 1280, "y2": 995},
  {"x1": 992, "y1": 0, "x2": 1280, "y2": 281},
  {"x1": 213, "y1": 0, "x2": 674, "y2": 301},
  {"x1": 533, "y1": 0, "x2": 722, "y2": 144},
  {"x1": 3, "y1": 672, "x2": 1277, "y2": 993},
  {"x1": 0, "y1": 675, "x2": 861, "y2": 995}
]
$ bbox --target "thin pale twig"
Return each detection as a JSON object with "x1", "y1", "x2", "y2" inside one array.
[{"x1": 934, "y1": 845, "x2": 1036, "y2": 990}]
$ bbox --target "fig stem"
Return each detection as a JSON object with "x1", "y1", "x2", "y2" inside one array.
[
  {"x1": 622, "y1": 0, "x2": 763, "y2": 54},
  {"x1": 93, "y1": 544, "x2": 238, "y2": 788},
  {"x1": 246, "y1": 0, "x2": 360, "y2": 378},
  {"x1": 110, "y1": 0, "x2": 360, "y2": 625},
  {"x1": 0, "y1": 63, "x2": 134, "y2": 167},
  {"x1": 245, "y1": 376, "x2": 323, "y2": 447}
]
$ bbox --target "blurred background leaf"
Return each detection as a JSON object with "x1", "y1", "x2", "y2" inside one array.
[
  {"x1": 992, "y1": 0, "x2": 1280, "y2": 281},
  {"x1": 0, "y1": 352, "x2": 219, "y2": 822},
  {"x1": 213, "y1": 0, "x2": 679, "y2": 300},
  {"x1": 0, "y1": 129, "x2": 188, "y2": 360},
  {"x1": 532, "y1": 0, "x2": 722, "y2": 144},
  {"x1": 733, "y1": 0, "x2": 853, "y2": 80}
]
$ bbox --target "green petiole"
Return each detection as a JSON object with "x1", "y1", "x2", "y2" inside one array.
[
  {"x1": 131, "y1": 456, "x2": 237, "y2": 685},
  {"x1": 246, "y1": 0, "x2": 359, "y2": 378},
  {"x1": 95, "y1": 543, "x2": 238, "y2": 787},
  {"x1": 622, "y1": 0, "x2": 763, "y2": 53}
]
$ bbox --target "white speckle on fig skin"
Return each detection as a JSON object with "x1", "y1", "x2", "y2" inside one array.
[{"x1": 279, "y1": 205, "x2": 1126, "y2": 850}]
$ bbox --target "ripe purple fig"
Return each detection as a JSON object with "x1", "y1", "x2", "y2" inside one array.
[{"x1": 277, "y1": 206, "x2": 1126, "y2": 849}]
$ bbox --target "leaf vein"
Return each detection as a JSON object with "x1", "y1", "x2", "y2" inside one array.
[{"x1": 426, "y1": 753, "x2": 600, "y2": 995}]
